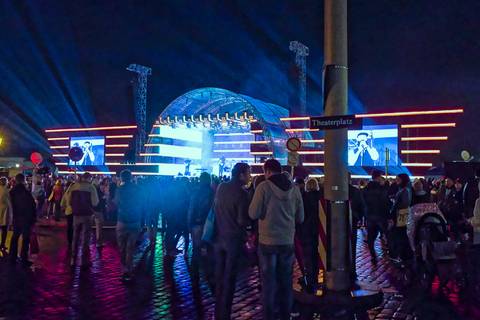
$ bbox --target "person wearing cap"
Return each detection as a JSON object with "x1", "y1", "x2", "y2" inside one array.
[
  {"x1": 114, "y1": 170, "x2": 143, "y2": 282},
  {"x1": 65, "y1": 172, "x2": 99, "y2": 267},
  {"x1": 9, "y1": 174, "x2": 36, "y2": 266}
]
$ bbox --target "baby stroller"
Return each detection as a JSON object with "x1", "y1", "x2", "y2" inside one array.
[{"x1": 411, "y1": 204, "x2": 463, "y2": 291}]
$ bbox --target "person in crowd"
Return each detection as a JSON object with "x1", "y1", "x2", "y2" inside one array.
[
  {"x1": 214, "y1": 163, "x2": 251, "y2": 320},
  {"x1": 114, "y1": 170, "x2": 143, "y2": 282},
  {"x1": 66, "y1": 172, "x2": 99, "y2": 267},
  {"x1": 164, "y1": 179, "x2": 190, "y2": 257},
  {"x1": 175, "y1": 178, "x2": 191, "y2": 256},
  {"x1": 297, "y1": 177, "x2": 320, "y2": 292},
  {"x1": 94, "y1": 178, "x2": 110, "y2": 248},
  {"x1": 32, "y1": 179, "x2": 46, "y2": 218},
  {"x1": 464, "y1": 168, "x2": 480, "y2": 219},
  {"x1": 0, "y1": 177, "x2": 12, "y2": 253},
  {"x1": 439, "y1": 177, "x2": 464, "y2": 239},
  {"x1": 363, "y1": 170, "x2": 391, "y2": 262},
  {"x1": 349, "y1": 174, "x2": 366, "y2": 275},
  {"x1": 249, "y1": 159, "x2": 304, "y2": 320},
  {"x1": 388, "y1": 173, "x2": 413, "y2": 264},
  {"x1": 48, "y1": 179, "x2": 64, "y2": 221},
  {"x1": 188, "y1": 172, "x2": 214, "y2": 270},
  {"x1": 412, "y1": 179, "x2": 430, "y2": 205},
  {"x1": 61, "y1": 182, "x2": 75, "y2": 247},
  {"x1": 9, "y1": 174, "x2": 36, "y2": 266}
]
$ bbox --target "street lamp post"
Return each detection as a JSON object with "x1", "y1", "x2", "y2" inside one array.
[{"x1": 323, "y1": 0, "x2": 351, "y2": 291}]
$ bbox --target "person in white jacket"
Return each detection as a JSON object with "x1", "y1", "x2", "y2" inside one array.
[{"x1": 0, "y1": 177, "x2": 12, "y2": 251}]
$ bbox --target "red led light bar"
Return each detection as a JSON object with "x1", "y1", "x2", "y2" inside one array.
[
  {"x1": 401, "y1": 136, "x2": 448, "y2": 141},
  {"x1": 401, "y1": 123, "x2": 456, "y2": 129},
  {"x1": 106, "y1": 135, "x2": 134, "y2": 138},
  {"x1": 401, "y1": 150, "x2": 441, "y2": 154},
  {"x1": 45, "y1": 125, "x2": 137, "y2": 133},
  {"x1": 47, "y1": 137, "x2": 69, "y2": 141},
  {"x1": 355, "y1": 108, "x2": 463, "y2": 118}
]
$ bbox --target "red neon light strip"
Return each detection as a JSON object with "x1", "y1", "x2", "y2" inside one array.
[
  {"x1": 401, "y1": 150, "x2": 440, "y2": 154},
  {"x1": 47, "y1": 137, "x2": 69, "y2": 141},
  {"x1": 52, "y1": 154, "x2": 68, "y2": 157},
  {"x1": 401, "y1": 123, "x2": 456, "y2": 129},
  {"x1": 280, "y1": 116, "x2": 310, "y2": 121},
  {"x1": 285, "y1": 128, "x2": 319, "y2": 132},
  {"x1": 250, "y1": 130, "x2": 263, "y2": 134},
  {"x1": 105, "y1": 153, "x2": 124, "y2": 157},
  {"x1": 106, "y1": 135, "x2": 134, "y2": 138},
  {"x1": 45, "y1": 125, "x2": 137, "y2": 133},
  {"x1": 58, "y1": 171, "x2": 116, "y2": 175},
  {"x1": 355, "y1": 108, "x2": 463, "y2": 118},
  {"x1": 50, "y1": 146, "x2": 69, "y2": 149},
  {"x1": 298, "y1": 151, "x2": 324, "y2": 155},
  {"x1": 301, "y1": 139, "x2": 325, "y2": 143},
  {"x1": 402, "y1": 163, "x2": 433, "y2": 167},
  {"x1": 401, "y1": 136, "x2": 448, "y2": 141},
  {"x1": 105, "y1": 144, "x2": 129, "y2": 148},
  {"x1": 303, "y1": 162, "x2": 325, "y2": 166}
]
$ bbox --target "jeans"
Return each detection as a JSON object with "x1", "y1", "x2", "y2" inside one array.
[
  {"x1": 191, "y1": 225, "x2": 203, "y2": 266},
  {"x1": 300, "y1": 236, "x2": 319, "y2": 288},
  {"x1": 215, "y1": 239, "x2": 242, "y2": 320},
  {"x1": 116, "y1": 222, "x2": 140, "y2": 273},
  {"x1": 258, "y1": 244, "x2": 295, "y2": 320},
  {"x1": 367, "y1": 217, "x2": 387, "y2": 255},
  {"x1": 10, "y1": 225, "x2": 31, "y2": 262},
  {"x1": 94, "y1": 211, "x2": 104, "y2": 246},
  {"x1": 71, "y1": 215, "x2": 92, "y2": 265},
  {"x1": 66, "y1": 215, "x2": 73, "y2": 246},
  {"x1": 0, "y1": 225, "x2": 7, "y2": 247}
]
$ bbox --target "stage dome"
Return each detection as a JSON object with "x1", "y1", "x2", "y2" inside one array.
[{"x1": 145, "y1": 88, "x2": 291, "y2": 176}]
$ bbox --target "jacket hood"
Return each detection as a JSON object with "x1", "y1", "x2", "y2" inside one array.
[{"x1": 268, "y1": 174, "x2": 294, "y2": 199}]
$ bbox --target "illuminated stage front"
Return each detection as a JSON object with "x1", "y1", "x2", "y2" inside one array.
[{"x1": 45, "y1": 87, "x2": 464, "y2": 178}]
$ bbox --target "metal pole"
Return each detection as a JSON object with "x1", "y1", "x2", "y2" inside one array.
[{"x1": 323, "y1": 0, "x2": 351, "y2": 291}]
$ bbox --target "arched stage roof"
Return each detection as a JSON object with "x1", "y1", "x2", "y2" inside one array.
[{"x1": 156, "y1": 87, "x2": 290, "y2": 137}]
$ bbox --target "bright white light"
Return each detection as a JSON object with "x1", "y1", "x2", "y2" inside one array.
[
  {"x1": 155, "y1": 125, "x2": 203, "y2": 143},
  {"x1": 15, "y1": 164, "x2": 20, "y2": 168},
  {"x1": 146, "y1": 144, "x2": 202, "y2": 160}
]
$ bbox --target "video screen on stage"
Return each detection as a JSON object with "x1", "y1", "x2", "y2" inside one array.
[
  {"x1": 347, "y1": 125, "x2": 398, "y2": 167},
  {"x1": 69, "y1": 136, "x2": 105, "y2": 166}
]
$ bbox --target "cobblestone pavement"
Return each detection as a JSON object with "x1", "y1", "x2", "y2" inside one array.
[{"x1": 0, "y1": 222, "x2": 479, "y2": 320}]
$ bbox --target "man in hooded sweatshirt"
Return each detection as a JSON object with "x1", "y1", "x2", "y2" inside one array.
[{"x1": 249, "y1": 159, "x2": 304, "y2": 320}]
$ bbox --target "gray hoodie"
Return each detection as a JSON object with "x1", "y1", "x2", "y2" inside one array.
[{"x1": 249, "y1": 174, "x2": 304, "y2": 246}]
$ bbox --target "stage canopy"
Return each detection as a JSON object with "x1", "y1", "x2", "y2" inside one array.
[{"x1": 155, "y1": 87, "x2": 290, "y2": 137}]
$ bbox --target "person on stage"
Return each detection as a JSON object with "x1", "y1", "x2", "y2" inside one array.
[{"x1": 348, "y1": 132, "x2": 379, "y2": 166}]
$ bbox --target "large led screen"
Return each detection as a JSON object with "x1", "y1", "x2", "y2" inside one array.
[
  {"x1": 69, "y1": 136, "x2": 105, "y2": 166},
  {"x1": 347, "y1": 125, "x2": 398, "y2": 167}
]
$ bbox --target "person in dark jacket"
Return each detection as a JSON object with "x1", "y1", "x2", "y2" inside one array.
[
  {"x1": 412, "y1": 179, "x2": 430, "y2": 205},
  {"x1": 464, "y1": 168, "x2": 480, "y2": 219},
  {"x1": 114, "y1": 170, "x2": 143, "y2": 282},
  {"x1": 439, "y1": 178, "x2": 464, "y2": 239},
  {"x1": 214, "y1": 163, "x2": 251, "y2": 320},
  {"x1": 188, "y1": 172, "x2": 214, "y2": 268},
  {"x1": 349, "y1": 175, "x2": 366, "y2": 274},
  {"x1": 298, "y1": 178, "x2": 321, "y2": 292},
  {"x1": 66, "y1": 172, "x2": 99, "y2": 267},
  {"x1": 388, "y1": 173, "x2": 413, "y2": 263},
  {"x1": 363, "y1": 171, "x2": 390, "y2": 261},
  {"x1": 9, "y1": 174, "x2": 36, "y2": 266}
]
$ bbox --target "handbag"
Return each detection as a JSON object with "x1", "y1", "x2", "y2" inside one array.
[
  {"x1": 202, "y1": 207, "x2": 216, "y2": 244},
  {"x1": 30, "y1": 228, "x2": 40, "y2": 255}
]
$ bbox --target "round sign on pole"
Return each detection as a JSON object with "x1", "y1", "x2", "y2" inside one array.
[
  {"x1": 30, "y1": 152, "x2": 43, "y2": 166},
  {"x1": 68, "y1": 147, "x2": 84, "y2": 163},
  {"x1": 286, "y1": 137, "x2": 302, "y2": 152}
]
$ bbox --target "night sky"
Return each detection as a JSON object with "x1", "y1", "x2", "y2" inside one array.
[{"x1": 0, "y1": 0, "x2": 479, "y2": 160}]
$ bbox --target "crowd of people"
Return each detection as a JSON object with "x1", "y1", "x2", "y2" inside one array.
[{"x1": 0, "y1": 163, "x2": 480, "y2": 319}]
